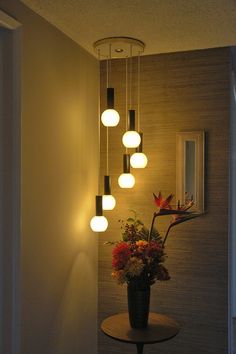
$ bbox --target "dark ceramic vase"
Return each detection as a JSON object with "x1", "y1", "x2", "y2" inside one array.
[{"x1": 127, "y1": 284, "x2": 150, "y2": 328}]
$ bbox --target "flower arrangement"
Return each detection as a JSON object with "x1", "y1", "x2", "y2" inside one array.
[{"x1": 111, "y1": 191, "x2": 201, "y2": 289}]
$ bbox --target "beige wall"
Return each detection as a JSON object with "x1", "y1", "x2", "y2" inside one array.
[
  {"x1": 0, "y1": 1, "x2": 99, "y2": 354},
  {"x1": 99, "y1": 48, "x2": 230, "y2": 353}
]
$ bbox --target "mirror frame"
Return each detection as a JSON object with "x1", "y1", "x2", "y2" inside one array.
[{"x1": 176, "y1": 131, "x2": 205, "y2": 213}]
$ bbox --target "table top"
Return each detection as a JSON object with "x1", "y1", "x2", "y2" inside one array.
[{"x1": 101, "y1": 312, "x2": 180, "y2": 345}]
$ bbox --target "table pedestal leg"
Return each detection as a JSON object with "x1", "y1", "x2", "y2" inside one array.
[{"x1": 136, "y1": 343, "x2": 144, "y2": 354}]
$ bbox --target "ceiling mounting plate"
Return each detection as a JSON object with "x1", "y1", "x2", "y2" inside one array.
[{"x1": 93, "y1": 37, "x2": 145, "y2": 59}]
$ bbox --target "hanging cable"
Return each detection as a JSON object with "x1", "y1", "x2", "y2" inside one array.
[
  {"x1": 109, "y1": 43, "x2": 112, "y2": 87},
  {"x1": 98, "y1": 48, "x2": 101, "y2": 195},
  {"x1": 106, "y1": 127, "x2": 109, "y2": 175},
  {"x1": 105, "y1": 43, "x2": 112, "y2": 175},
  {"x1": 137, "y1": 51, "x2": 140, "y2": 132},
  {"x1": 129, "y1": 44, "x2": 133, "y2": 109},
  {"x1": 125, "y1": 57, "x2": 128, "y2": 154},
  {"x1": 106, "y1": 57, "x2": 109, "y2": 88},
  {"x1": 125, "y1": 58, "x2": 128, "y2": 131}
]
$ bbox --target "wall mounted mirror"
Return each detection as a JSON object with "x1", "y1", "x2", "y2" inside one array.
[{"x1": 176, "y1": 131, "x2": 205, "y2": 212}]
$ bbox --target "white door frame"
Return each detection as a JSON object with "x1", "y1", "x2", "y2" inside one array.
[{"x1": 0, "y1": 9, "x2": 21, "y2": 354}]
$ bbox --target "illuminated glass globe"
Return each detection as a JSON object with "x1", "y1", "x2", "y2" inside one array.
[
  {"x1": 122, "y1": 131, "x2": 141, "y2": 148},
  {"x1": 102, "y1": 195, "x2": 116, "y2": 210},
  {"x1": 101, "y1": 109, "x2": 120, "y2": 127},
  {"x1": 90, "y1": 215, "x2": 108, "y2": 232},
  {"x1": 130, "y1": 152, "x2": 148, "y2": 168},
  {"x1": 118, "y1": 173, "x2": 135, "y2": 188}
]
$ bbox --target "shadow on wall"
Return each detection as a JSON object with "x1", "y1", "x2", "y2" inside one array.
[{"x1": 45, "y1": 251, "x2": 97, "y2": 354}]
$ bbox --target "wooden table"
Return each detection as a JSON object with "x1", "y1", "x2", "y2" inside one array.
[{"x1": 101, "y1": 312, "x2": 180, "y2": 354}]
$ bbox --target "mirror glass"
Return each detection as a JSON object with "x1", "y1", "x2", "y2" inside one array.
[
  {"x1": 176, "y1": 131, "x2": 205, "y2": 212},
  {"x1": 185, "y1": 141, "x2": 196, "y2": 200}
]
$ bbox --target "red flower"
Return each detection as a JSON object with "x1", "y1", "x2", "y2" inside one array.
[{"x1": 112, "y1": 242, "x2": 131, "y2": 270}]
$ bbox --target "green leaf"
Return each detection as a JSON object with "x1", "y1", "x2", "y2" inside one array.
[
  {"x1": 104, "y1": 241, "x2": 119, "y2": 245},
  {"x1": 127, "y1": 217, "x2": 135, "y2": 222},
  {"x1": 148, "y1": 226, "x2": 162, "y2": 242},
  {"x1": 135, "y1": 219, "x2": 144, "y2": 226},
  {"x1": 122, "y1": 234, "x2": 129, "y2": 242},
  {"x1": 128, "y1": 209, "x2": 137, "y2": 219}
]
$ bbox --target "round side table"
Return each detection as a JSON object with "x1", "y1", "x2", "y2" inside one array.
[{"x1": 101, "y1": 312, "x2": 180, "y2": 354}]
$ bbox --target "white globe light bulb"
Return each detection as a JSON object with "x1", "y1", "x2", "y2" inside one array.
[
  {"x1": 90, "y1": 216, "x2": 108, "y2": 232},
  {"x1": 118, "y1": 173, "x2": 135, "y2": 188},
  {"x1": 101, "y1": 109, "x2": 120, "y2": 127},
  {"x1": 130, "y1": 152, "x2": 148, "y2": 168},
  {"x1": 122, "y1": 131, "x2": 141, "y2": 148},
  {"x1": 102, "y1": 195, "x2": 116, "y2": 210}
]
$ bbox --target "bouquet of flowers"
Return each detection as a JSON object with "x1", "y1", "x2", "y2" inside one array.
[{"x1": 111, "y1": 191, "x2": 200, "y2": 289}]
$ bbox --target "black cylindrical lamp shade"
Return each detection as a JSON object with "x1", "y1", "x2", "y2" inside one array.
[
  {"x1": 136, "y1": 132, "x2": 143, "y2": 152},
  {"x1": 122, "y1": 110, "x2": 141, "y2": 148},
  {"x1": 101, "y1": 88, "x2": 120, "y2": 127},
  {"x1": 128, "y1": 110, "x2": 135, "y2": 130},
  {"x1": 123, "y1": 154, "x2": 131, "y2": 173},
  {"x1": 95, "y1": 195, "x2": 103, "y2": 216},
  {"x1": 107, "y1": 88, "x2": 114, "y2": 109},
  {"x1": 104, "y1": 175, "x2": 111, "y2": 195}
]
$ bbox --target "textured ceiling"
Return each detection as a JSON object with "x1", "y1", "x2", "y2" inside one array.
[{"x1": 21, "y1": 0, "x2": 236, "y2": 57}]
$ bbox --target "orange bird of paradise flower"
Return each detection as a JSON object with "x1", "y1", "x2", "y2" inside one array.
[
  {"x1": 153, "y1": 192, "x2": 174, "y2": 210},
  {"x1": 150, "y1": 191, "x2": 201, "y2": 246}
]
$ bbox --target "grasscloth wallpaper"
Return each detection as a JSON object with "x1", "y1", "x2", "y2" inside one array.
[{"x1": 98, "y1": 47, "x2": 230, "y2": 354}]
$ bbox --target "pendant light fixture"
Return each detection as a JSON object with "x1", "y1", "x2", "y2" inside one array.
[
  {"x1": 90, "y1": 63, "x2": 109, "y2": 232},
  {"x1": 130, "y1": 52, "x2": 148, "y2": 168},
  {"x1": 94, "y1": 41, "x2": 120, "y2": 127},
  {"x1": 118, "y1": 154, "x2": 135, "y2": 188},
  {"x1": 122, "y1": 109, "x2": 141, "y2": 148},
  {"x1": 130, "y1": 132, "x2": 148, "y2": 168},
  {"x1": 118, "y1": 58, "x2": 135, "y2": 189},
  {"x1": 91, "y1": 37, "x2": 145, "y2": 226},
  {"x1": 101, "y1": 87, "x2": 120, "y2": 127},
  {"x1": 103, "y1": 176, "x2": 116, "y2": 210},
  {"x1": 102, "y1": 127, "x2": 116, "y2": 210},
  {"x1": 90, "y1": 195, "x2": 108, "y2": 232},
  {"x1": 122, "y1": 43, "x2": 141, "y2": 149}
]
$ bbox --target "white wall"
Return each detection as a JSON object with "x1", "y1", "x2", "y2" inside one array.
[{"x1": 0, "y1": 2, "x2": 100, "y2": 354}]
